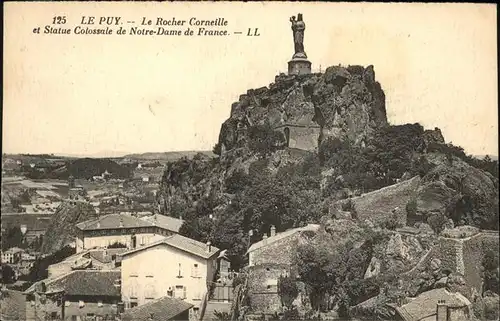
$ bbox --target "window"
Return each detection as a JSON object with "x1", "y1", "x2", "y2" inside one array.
[
  {"x1": 129, "y1": 279, "x2": 138, "y2": 299},
  {"x1": 145, "y1": 283, "x2": 156, "y2": 299},
  {"x1": 130, "y1": 302, "x2": 138, "y2": 308},
  {"x1": 51, "y1": 312, "x2": 58, "y2": 319},
  {"x1": 71, "y1": 316, "x2": 77, "y2": 321},
  {"x1": 177, "y1": 263, "x2": 183, "y2": 278},
  {"x1": 191, "y1": 264, "x2": 200, "y2": 278},
  {"x1": 175, "y1": 285, "x2": 186, "y2": 299}
]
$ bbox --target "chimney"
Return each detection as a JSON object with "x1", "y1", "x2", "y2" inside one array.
[
  {"x1": 270, "y1": 225, "x2": 276, "y2": 237},
  {"x1": 206, "y1": 241, "x2": 212, "y2": 253},
  {"x1": 119, "y1": 218, "x2": 123, "y2": 228},
  {"x1": 97, "y1": 221, "x2": 101, "y2": 228},
  {"x1": 263, "y1": 234, "x2": 268, "y2": 245}
]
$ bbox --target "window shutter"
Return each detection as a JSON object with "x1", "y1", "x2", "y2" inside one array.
[{"x1": 183, "y1": 286, "x2": 187, "y2": 299}]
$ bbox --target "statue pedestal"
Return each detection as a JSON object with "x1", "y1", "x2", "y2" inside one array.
[{"x1": 288, "y1": 57, "x2": 311, "y2": 76}]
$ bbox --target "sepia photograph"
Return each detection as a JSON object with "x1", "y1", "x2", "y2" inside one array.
[{"x1": 1, "y1": 2, "x2": 498, "y2": 321}]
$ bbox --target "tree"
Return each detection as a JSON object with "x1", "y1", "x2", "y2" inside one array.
[
  {"x1": 277, "y1": 275, "x2": 299, "y2": 309},
  {"x1": 1, "y1": 264, "x2": 16, "y2": 284},
  {"x1": 1, "y1": 226, "x2": 26, "y2": 251},
  {"x1": 247, "y1": 124, "x2": 285, "y2": 156},
  {"x1": 483, "y1": 249, "x2": 499, "y2": 294},
  {"x1": 108, "y1": 242, "x2": 127, "y2": 248},
  {"x1": 427, "y1": 213, "x2": 448, "y2": 234}
]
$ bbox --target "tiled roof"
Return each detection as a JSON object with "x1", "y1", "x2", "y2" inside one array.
[
  {"x1": 142, "y1": 214, "x2": 184, "y2": 233},
  {"x1": 246, "y1": 224, "x2": 320, "y2": 254},
  {"x1": 4, "y1": 247, "x2": 24, "y2": 254},
  {"x1": 76, "y1": 213, "x2": 184, "y2": 233},
  {"x1": 76, "y1": 213, "x2": 154, "y2": 230},
  {"x1": 395, "y1": 288, "x2": 471, "y2": 321},
  {"x1": 120, "y1": 234, "x2": 220, "y2": 260},
  {"x1": 121, "y1": 296, "x2": 193, "y2": 321},
  {"x1": 0, "y1": 289, "x2": 27, "y2": 321},
  {"x1": 25, "y1": 270, "x2": 121, "y2": 297},
  {"x1": 122, "y1": 297, "x2": 193, "y2": 321}
]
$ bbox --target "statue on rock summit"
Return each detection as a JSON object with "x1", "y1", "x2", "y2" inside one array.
[
  {"x1": 290, "y1": 13, "x2": 307, "y2": 59},
  {"x1": 287, "y1": 13, "x2": 311, "y2": 75}
]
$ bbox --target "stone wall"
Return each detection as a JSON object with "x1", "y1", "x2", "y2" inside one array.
[
  {"x1": 247, "y1": 263, "x2": 290, "y2": 314},
  {"x1": 462, "y1": 235, "x2": 484, "y2": 293},
  {"x1": 347, "y1": 176, "x2": 421, "y2": 225},
  {"x1": 278, "y1": 125, "x2": 321, "y2": 151},
  {"x1": 435, "y1": 237, "x2": 460, "y2": 274},
  {"x1": 434, "y1": 232, "x2": 500, "y2": 294}
]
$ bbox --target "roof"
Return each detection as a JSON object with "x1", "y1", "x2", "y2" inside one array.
[
  {"x1": 246, "y1": 224, "x2": 320, "y2": 254},
  {"x1": 142, "y1": 214, "x2": 184, "y2": 233},
  {"x1": 121, "y1": 296, "x2": 193, "y2": 321},
  {"x1": 0, "y1": 289, "x2": 27, "y2": 321},
  {"x1": 122, "y1": 296, "x2": 192, "y2": 321},
  {"x1": 25, "y1": 270, "x2": 121, "y2": 297},
  {"x1": 76, "y1": 213, "x2": 154, "y2": 230},
  {"x1": 120, "y1": 234, "x2": 220, "y2": 260},
  {"x1": 3, "y1": 247, "x2": 24, "y2": 254},
  {"x1": 89, "y1": 248, "x2": 127, "y2": 263},
  {"x1": 75, "y1": 213, "x2": 184, "y2": 233},
  {"x1": 395, "y1": 288, "x2": 471, "y2": 321}
]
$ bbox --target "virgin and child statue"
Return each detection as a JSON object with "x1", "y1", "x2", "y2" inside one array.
[{"x1": 290, "y1": 14, "x2": 306, "y2": 58}]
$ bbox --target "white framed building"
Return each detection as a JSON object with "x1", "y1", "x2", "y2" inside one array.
[{"x1": 75, "y1": 213, "x2": 184, "y2": 253}]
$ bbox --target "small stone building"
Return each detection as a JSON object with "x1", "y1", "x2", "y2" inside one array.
[
  {"x1": 245, "y1": 224, "x2": 319, "y2": 314},
  {"x1": 246, "y1": 263, "x2": 291, "y2": 314}
]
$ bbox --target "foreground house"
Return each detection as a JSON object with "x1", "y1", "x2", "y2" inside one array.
[
  {"x1": 118, "y1": 234, "x2": 220, "y2": 310},
  {"x1": 25, "y1": 270, "x2": 121, "y2": 321},
  {"x1": 246, "y1": 224, "x2": 320, "y2": 267},
  {"x1": 75, "y1": 213, "x2": 184, "y2": 253},
  {"x1": 395, "y1": 288, "x2": 471, "y2": 321},
  {"x1": 245, "y1": 224, "x2": 320, "y2": 314},
  {"x1": 121, "y1": 296, "x2": 193, "y2": 321}
]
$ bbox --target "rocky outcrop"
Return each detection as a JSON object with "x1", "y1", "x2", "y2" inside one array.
[
  {"x1": 217, "y1": 65, "x2": 387, "y2": 154},
  {"x1": 41, "y1": 202, "x2": 97, "y2": 254},
  {"x1": 411, "y1": 155, "x2": 499, "y2": 228}
]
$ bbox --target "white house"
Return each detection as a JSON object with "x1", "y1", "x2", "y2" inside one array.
[
  {"x1": 75, "y1": 213, "x2": 184, "y2": 253},
  {"x1": 118, "y1": 234, "x2": 220, "y2": 310},
  {"x1": 1, "y1": 248, "x2": 24, "y2": 264}
]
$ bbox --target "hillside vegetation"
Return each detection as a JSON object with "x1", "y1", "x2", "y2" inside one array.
[{"x1": 153, "y1": 65, "x2": 498, "y2": 319}]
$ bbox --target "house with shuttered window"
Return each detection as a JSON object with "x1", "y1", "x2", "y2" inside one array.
[{"x1": 118, "y1": 234, "x2": 220, "y2": 311}]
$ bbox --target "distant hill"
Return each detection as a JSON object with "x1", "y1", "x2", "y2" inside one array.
[
  {"x1": 22, "y1": 157, "x2": 134, "y2": 180},
  {"x1": 123, "y1": 151, "x2": 215, "y2": 161},
  {"x1": 63, "y1": 158, "x2": 134, "y2": 179},
  {"x1": 473, "y1": 155, "x2": 498, "y2": 161}
]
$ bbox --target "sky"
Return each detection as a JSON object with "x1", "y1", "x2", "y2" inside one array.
[{"x1": 3, "y1": 2, "x2": 498, "y2": 157}]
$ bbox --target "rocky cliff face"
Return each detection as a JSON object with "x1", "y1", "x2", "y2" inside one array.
[
  {"x1": 41, "y1": 202, "x2": 97, "y2": 254},
  {"x1": 217, "y1": 65, "x2": 387, "y2": 154},
  {"x1": 412, "y1": 152, "x2": 499, "y2": 229}
]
